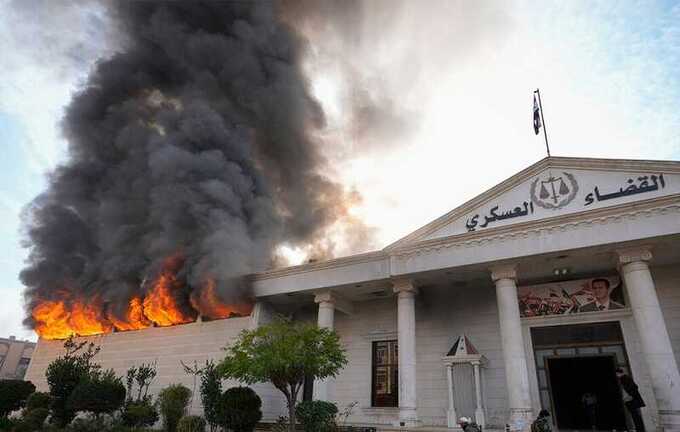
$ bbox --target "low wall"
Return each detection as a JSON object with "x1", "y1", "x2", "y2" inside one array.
[{"x1": 23, "y1": 314, "x2": 287, "y2": 421}]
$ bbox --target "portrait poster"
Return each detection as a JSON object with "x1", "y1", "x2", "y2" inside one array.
[{"x1": 518, "y1": 276, "x2": 625, "y2": 317}]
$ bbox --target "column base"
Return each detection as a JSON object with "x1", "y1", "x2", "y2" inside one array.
[
  {"x1": 447, "y1": 409, "x2": 458, "y2": 428},
  {"x1": 475, "y1": 408, "x2": 486, "y2": 428},
  {"x1": 659, "y1": 410, "x2": 680, "y2": 431},
  {"x1": 507, "y1": 408, "x2": 533, "y2": 432},
  {"x1": 394, "y1": 407, "x2": 421, "y2": 428}
]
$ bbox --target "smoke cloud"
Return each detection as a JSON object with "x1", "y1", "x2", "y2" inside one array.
[{"x1": 20, "y1": 1, "x2": 372, "y2": 330}]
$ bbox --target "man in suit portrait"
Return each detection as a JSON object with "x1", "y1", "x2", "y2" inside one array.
[{"x1": 579, "y1": 278, "x2": 624, "y2": 312}]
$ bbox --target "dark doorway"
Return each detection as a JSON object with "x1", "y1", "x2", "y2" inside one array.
[{"x1": 547, "y1": 356, "x2": 626, "y2": 430}]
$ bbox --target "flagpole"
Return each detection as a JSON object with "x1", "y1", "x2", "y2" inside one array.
[{"x1": 534, "y1": 88, "x2": 551, "y2": 157}]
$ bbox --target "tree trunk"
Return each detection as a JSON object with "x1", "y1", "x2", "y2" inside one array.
[{"x1": 287, "y1": 396, "x2": 296, "y2": 432}]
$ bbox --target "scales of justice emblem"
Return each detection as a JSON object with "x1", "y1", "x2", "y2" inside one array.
[{"x1": 530, "y1": 171, "x2": 579, "y2": 210}]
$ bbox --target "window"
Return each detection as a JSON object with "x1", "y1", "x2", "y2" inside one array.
[
  {"x1": 15, "y1": 358, "x2": 30, "y2": 379},
  {"x1": 372, "y1": 340, "x2": 398, "y2": 407}
]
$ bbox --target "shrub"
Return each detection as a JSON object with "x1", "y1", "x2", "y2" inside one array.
[
  {"x1": 218, "y1": 387, "x2": 262, "y2": 432},
  {"x1": 0, "y1": 379, "x2": 36, "y2": 417},
  {"x1": 158, "y1": 384, "x2": 192, "y2": 432},
  {"x1": 14, "y1": 407, "x2": 49, "y2": 432},
  {"x1": 177, "y1": 415, "x2": 206, "y2": 432},
  {"x1": 295, "y1": 400, "x2": 338, "y2": 432},
  {"x1": 25, "y1": 392, "x2": 51, "y2": 411},
  {"x1": 68, "y1": 370, "x2": 126, "y2": 417},
  {"x1": 121, "y1": 399, "x2": 159, "y2": 428}
]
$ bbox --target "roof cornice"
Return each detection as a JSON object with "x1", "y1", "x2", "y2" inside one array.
[{"x1": 250, "y1": 250, "x2": 388, "y2": 281}]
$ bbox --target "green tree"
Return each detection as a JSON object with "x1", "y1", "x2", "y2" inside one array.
[
  {"x1": 0, "y1": 379, "x2": 35, "y2": 417},
  {"x1": 158, "y1": 384, "x2": 192, "y2": 432},
  {"x1": 217, "y1": 387, "x2": 262, "y2": 432},
  {"x1": 196, "y1": 361, "x2": 222, "y2": 432},
  {"x1": 219, "y1": 318, "x2": 347, "y2": 432},
  {"x1": 45, "y1": 337, "x2": 101, "y2": 427},
  {"x1": 68, "y1": 369, "x2": 126, "y2": 418}
]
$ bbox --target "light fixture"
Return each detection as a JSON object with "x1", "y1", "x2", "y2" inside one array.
[{"x1": 553, "y1": 267, "x2": 570, "y2": 276}]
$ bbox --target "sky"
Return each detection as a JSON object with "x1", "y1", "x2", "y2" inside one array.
[{"x1": 1, "y1": 0, "x2": 679, "y2": 341}]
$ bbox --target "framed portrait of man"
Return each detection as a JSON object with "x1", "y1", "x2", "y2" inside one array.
[{"x1": 518, "y1": 276, "x2": 625, "y2": 317}]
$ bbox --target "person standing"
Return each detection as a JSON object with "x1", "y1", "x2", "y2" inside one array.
[
  {"x1": 616, "y1": 368, "x2": 646, "y2": 432},
  {"x1": 581, "y1": 391, "x2": 598, "y2": 430}
]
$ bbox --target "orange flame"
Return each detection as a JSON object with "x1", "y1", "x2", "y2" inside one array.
[
  {"x1": 33, "y1": 254, "x2": 252, "y2": 339},
  {"x1": 191, "y1": 279, "x2": 253, "y2": 319},
  {"x1": 108, "y1": 297, "x2": 151, "y2": 331},
  {"x1": 33, "y1": 300, "x2": 73, "y2": 340},
  {"x1": 142, "y1": 256, "x2": 195, "y2": 326},
  {"x1": 69, "y1": 300, "x2": 113, "y2": 336}
]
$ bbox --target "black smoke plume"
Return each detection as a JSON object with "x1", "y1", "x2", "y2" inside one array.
[{"x1": 20, "y1": 1, "x2": 358, "y2": 328}]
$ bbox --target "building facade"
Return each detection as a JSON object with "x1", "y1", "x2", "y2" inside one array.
[
  {"x1": 25, "y1": 157, "x2": 680, "y2": 431},
  {"x1": 1, "y1": 336, "x2": 35, "y2": 380}
]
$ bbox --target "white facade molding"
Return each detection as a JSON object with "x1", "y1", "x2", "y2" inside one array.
[
  {"x1": 361, "y1": 330, "x2": 398, "y2": 342},
  {"x1": 251, "y1": 196, "x2": 680, "y2": 297},
  {"x1": 386, "y1": 157, "x2": 680, "y2": 249},
  {"x1": 251, "y1": 251, "x2": 388, "y2": 281},
  {"x1": 390, "y1": 195, "x2": 680, "y2": 259}
]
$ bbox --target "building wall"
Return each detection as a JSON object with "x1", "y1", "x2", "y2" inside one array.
[
  {"x1": 23, "y1": 316, "x2": 287, "y2": 421},
  {"x1": 329, "y1": 264, "x2": 680, "y2": 429},
  {"x1": 20, "y1": 264, "x2": 680, "y2": 428},
  {"x1": 331, "y1": 282, "x2": 508, "y2": 427},
  {"x1": 0, "y1": 337, "x2": 35, "y2": 380}
]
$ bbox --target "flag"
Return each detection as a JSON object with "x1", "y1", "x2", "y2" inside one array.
[{"x1": 533, "y1": 94, "x2": 542, "y2": 135}]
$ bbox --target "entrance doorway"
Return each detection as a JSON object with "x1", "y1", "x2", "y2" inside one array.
[
  {"x1": 531, "y1": 322, "x2": 631, "y2": 431},
  {"x1": 547, "y1": 356, "x2": 626, "y2": 430}
]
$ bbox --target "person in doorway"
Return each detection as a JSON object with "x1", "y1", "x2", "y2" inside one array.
[
  {"x1": 581, "y1": 391, "x2": 598, "y2": 430},
  {"x1": 579, "y1": 278, "x2": 624, "y2": 312},
  {"x1": 616, "y1": 368, "x2": 646, "y2": 432},
  {"x1": 531, "y1": 409, "x2": 552, "y2": 432},
  {"x1": 459, "y1": 416, "x2": 482, "y2": 432}
]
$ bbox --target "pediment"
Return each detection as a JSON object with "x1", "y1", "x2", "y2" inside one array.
[{"x1": 387, "y1": 156, "x2": 680, "y2": 249}]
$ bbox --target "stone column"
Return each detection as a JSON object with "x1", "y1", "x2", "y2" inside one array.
[
  {"x1": 491, "y1": 265, "x2": 533, "y2": 431},
  {"x1": 446, "y1": 364, "x2": 457, "y2": 427},
  {"x1": 618, "y1": 248, "x2": 680, "y2": 431},
  {"x1": 473, "y1": 361, "x2": 485, "y2": 427},
  {"x1": 393, "y1": 279, "x2": 420, "y2": 427},
  {"x1": 313, "y1": 291, "x2": 335, "y2": 401}
]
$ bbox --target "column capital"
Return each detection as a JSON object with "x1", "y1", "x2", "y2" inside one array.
[
  {"x1": 314, "y1": 290, "x2": 354, "y2": 315},
  {"x1": 392, "y1": 278, "x2": 418, "y2": 296},
  {"x1": 616, "y1": 246, "x2": 653, "y2": 265},
  {"x1": 490, "y1": 264, "x2": 518, "y2": 283},
  {"x1": 314, "y1": 290, "x2": 336, "y2": 305}
]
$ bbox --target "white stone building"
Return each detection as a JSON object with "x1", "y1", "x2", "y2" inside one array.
[{"x1": 25, "y1": 156, "x2": 680, "y2": 431}]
